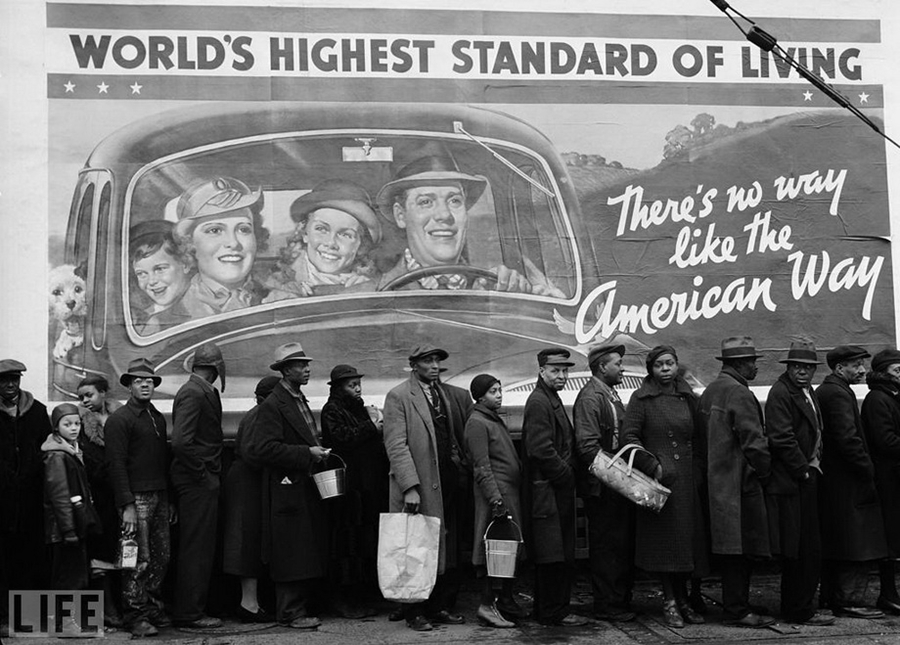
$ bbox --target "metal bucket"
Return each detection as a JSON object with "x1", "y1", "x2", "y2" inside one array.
[
  {"x1": 484, "y1": 518, "x2": 522, "y2": 579},
  {"x1": 312, "y1": 453, "x2": 346, "y2": 499}
]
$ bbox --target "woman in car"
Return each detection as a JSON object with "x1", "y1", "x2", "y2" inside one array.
[
  {"x1": 173, "y1": 176, "x2": 290, "y2": 317},
  {"x1": 129, "y1": 221, "x2": 192, "y2": 334},
  {"x1": 620, "y1": 345, "x2": 708, "y2": 629},
  {"x1": 267, "y1": 179, "x2": 381, "y2": 297}
]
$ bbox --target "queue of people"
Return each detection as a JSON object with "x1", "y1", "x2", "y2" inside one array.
[{"x1": 4, "y1": 335, "x2": 900, "y2": 636}]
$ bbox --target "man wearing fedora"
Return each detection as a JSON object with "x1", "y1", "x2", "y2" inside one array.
[
  {"x1": 573, "y1": 343, "x2": 636, "y2": 622},
  {"x1": 383, "y1": 344, "x2": 467, "y2": 631},
  {"x1": 245, "y1": 342, "x2": 331, "y2": 630},
  {"x1": 375, "y1": 154, "x2": 564, "y2": 296},
  {"x1": 105, "y1": 358, "x2": 173, "y2": 637},
  {"x1": 0, "y1": 359, "x2": 52, "y2": 626},
  {"x1": 765, "y1": 340, "x2": 835, "y2": 626},
  {"x1": 816, "y1": 346, "x2": 886, "y2": 619},
  {"x1": 170, "y1": 342, "x2": 227, "y2": 628},
  {"x1": 698, "y1": 337, "x2": 775, "y2": 628},
  {"x1": 522, "y1": 347, "x2": 587, "y2": 626}
]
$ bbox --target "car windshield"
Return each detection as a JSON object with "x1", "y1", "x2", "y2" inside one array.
[{"x1": 123, "y1": 131, "x2": 578, "y2": 339}]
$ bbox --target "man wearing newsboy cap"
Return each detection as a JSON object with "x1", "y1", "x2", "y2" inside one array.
[
  {"x1": 698, "y1": 337, "x2": 775, "y2": 628},
  {"x1": 764, "y1": 340, "x2": 835, "y2": 626},
  {"x1": 522, "y1": 348, "x2": 587, "y2": 627},
  {"x1": 816, "y1": 345, "x2": 886, "y2": 619},
  {"x1": 0, "y1": 359, "x2": 53, "y2": 618},
  {"x1": 104, "y1": 358, "x2": 173, "y2": 637},
  {"x1": 244, "y1": 342, "x2": 330, "y2": 630},
  {"x1": 383, "y1": 344, "x2": 468, "y2": 631}
]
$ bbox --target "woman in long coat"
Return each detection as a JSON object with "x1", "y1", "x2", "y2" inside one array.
[
  {"x1": 861, "y1": 349, "x2": 900, "y2": 613},
  {"x1": 320, "y1": 364, "x2": 388, "y2": 618},
  {"x1": 621, "y1": 345, "x2": 708, "y2": 628},
  {"x1": 464, "y1": 374, "x2": 525, "y2": 628}
]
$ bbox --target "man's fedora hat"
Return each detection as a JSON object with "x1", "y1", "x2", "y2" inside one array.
[
  {"x1": 376, "y1": 155, "x2": 487, "y2": 220},
  {"x1": 176, "y1": 177, "x2": 263, "y2": 222},
  {"x1": 0, "y1": 359, "x2": 27, "y2": 376},
  {"x1": 290, "y1": 179, "x2": 382, "y2": 244},
  {"x1": 328, "y1": 364, "x2": 365, "y2": 385},
  {"x1": 120, "y1": 357, "x2": 162, "y2": 387},
  {"x1": 826, "y1": 345, "x2": 871, "y2": 370},
  {"x1": 716, "y1": 336, "x2": 764, "y2": 361},
  {"x1": 779, "y1": 340, "x2": 823, "y2": 365},
  {"x1": 537, "y1": 347, "x2": 575, "y2": 367},
  {"x1": 409, "y1": 344, "x2": 449, "y2": 362},
  {"x1": 269, "y1": 342, "x2": 316, "y2": 371},
  {"x1": 183, "y1": 342, "x2": 227, "y2": 391}
]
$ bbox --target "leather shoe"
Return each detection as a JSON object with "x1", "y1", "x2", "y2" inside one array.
[
  {"x1": 130, "y1": 620, "x2": 158, "y2": 638},
  {"x1": 147, "y1": 612, "x2": 172, "y2": 628},
  {"x1": 406, "y1": 615, "x2": 433, "y2": 632},
  {"x1": 237, "y1": 606, "x2": 275, "y2": 623},
  {"x1": 428, "y1": 609, "x2": 465, "y2": 624},
  {"x1": 388, "y1": 607, "x2": 405, "y2": 621},
  {"x1": 791, "y1": 612, "x2": 836, "y2": 626},
  {"x1": 477, "y1": 603, "x2": 515, "y2": 628},
  {"x1": 662, "y1": 600, "x2": 684, "y2": 628},
  {"x1": 832, "y1": 606, "x2": 884, "y2": 619},
  {"x1": 594, "y1": 607, "x2": 636, "y2": 622},
  {"x1": 496, "y1": 597, "x2": 529, "y2": 619},
  {"x1": 877, "y1": 596, "x2": 900, "y2": 615},
  {"x1": 676, "y1": 601, "x2": 705, "y2": 624},
  {"x1": 176, "y1": 616, "x2": 222, "y2": 629},
  {"x1": 724, "y1": 612, "x2": 776, "y2": 628},
  {"x1": 557, "y1": 614, "x2": 589, "y2": 627},
  {"x1": 287, "y1": 616, "x2": 321, "y2": 629}
]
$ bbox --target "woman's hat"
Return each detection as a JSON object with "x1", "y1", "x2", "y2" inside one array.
[
  {"x1": 269, "y1": 342, "x2": 316, "y2": 371},
  {"x1": 51, "y1": 403, "x2": 81, "y2": 429},
  {"x1": 290, "y1": 179, "x2": 382, "y2": 244},
  {"x1": 716, "y1": 336, "x2": 764, "y2": 361},
  {"x1": 872, "y1": 348, "x2": 900, "y2": 374},
  {"x1": 645, "y1": 345, "x2": 678, "y2": 372},
  {"x1": 376, "y1": 155, "x2": 487, "y2": 220},
  {"x1": 176, "y1": 177, "x2": 263, "y2": 222},
  {"x1": 328, "y1": 364, "x2": 365, "y2": 385},
  {"x1": 119, "y1": 357, "x2": 162, "y2": 387},
  {"x1": 254, "y1": 375, "x2": 281, "y2": 399},
  {"x1": 183, "y1": 342, "x2": 227, "y2": 391},
  {"x1": 470, "y1": 374, "x2": 500, "y2": 402},
  {"x1": 778, "y1": 340, "x2": 823, "y2": 365}
]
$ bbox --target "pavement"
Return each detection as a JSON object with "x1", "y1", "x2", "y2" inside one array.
[{"x1": 8, "y1": 569, "x2": 900, "y2": 645}]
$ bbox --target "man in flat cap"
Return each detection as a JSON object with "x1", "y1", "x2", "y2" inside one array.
[
  {"x1": 105, "y1": 358, "x2": 173, "y2": 637},
  {"x1": 522, "y1": 347, "x2": 587, "y2": 626},
  {"x1": 383, "y1": 344, "x2": 467, "y2": 631},
  {"x1": 171, "y1": 343, "x2": 227, "y2": 628},
  {"x1": 573, "y1": 343, "x2": 635, "y2": 622},
  {"x1": 245, "y1": 342, "x2": 331, "y2": 630},
  {"x1": 816, "y1": 345, "x2": 886, "y2": 619},
  {"x1": 765, "y1": 340, "x2": 834, "y2": 626},
  {"x1": 0, "y1": 360, "x2": 52, "y2": 625},
  {"x1": 375, "y1": 154, "x2": 564, "y2": 296},
  {"x1": 698, "y1": 337, "x2": 775, "y2": 628}
]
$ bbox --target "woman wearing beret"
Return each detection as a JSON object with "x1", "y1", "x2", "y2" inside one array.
[
  {"x1": 320, "y1": 364, "x2": 388, "y2": 618},
  {"x1": 268, "y1": 179, "x2": 382, "y2": 297},
  {"x1": 464, "y1": 374, "x2": 527, "y2": 628},
  {"x1": 621, "y1": 345, "x2": 708, "y2": 628},
  {"x1": 861, "y1": 348, "x2": 900, "y2": 614}
]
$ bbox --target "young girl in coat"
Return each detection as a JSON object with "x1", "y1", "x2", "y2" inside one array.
[{"x1": 43, "y1": 402, "x2": 101, "y2": 591}]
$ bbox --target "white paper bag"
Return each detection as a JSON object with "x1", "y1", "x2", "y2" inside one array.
[{"x1": 377, "y1": 512, "x2": 441, "y2": 603}]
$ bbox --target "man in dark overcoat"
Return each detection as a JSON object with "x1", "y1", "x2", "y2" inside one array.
[
  {"x1": 816, "y1": 345, "x2": 886, "y2": 618},
  {"x1": 573, "y1": 343, "x2": 635, "y2": 622},
  {"x1": 0, "y1": 359, "x2": 52, "y2": 623},
  {"x1": 698, "y1": 337, "x2": 774, "y2": 628},
  {"x1": 171, "y1": 342, "x2": 227, "y2": 628},
  {"x1": 765, "y1": 340, "x2": 834, "y2": 626},
  {"x1": 522, "y1": 347, "x2": 587, "y2": 627},
  {"x1": 245, "y1": 342, "x2": 330, "y2": 630},
  {"x1": 383, "y1": 344, "x2": 467, "y2": 632}
]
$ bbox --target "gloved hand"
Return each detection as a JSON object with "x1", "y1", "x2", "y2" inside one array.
[{"x1": 491, "y1": 499, "x2": 509, "y2": 519}]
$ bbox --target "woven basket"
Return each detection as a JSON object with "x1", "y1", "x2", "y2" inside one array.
[{"x1": 589, "y1": 443, "x2": 671, "y2": 513}]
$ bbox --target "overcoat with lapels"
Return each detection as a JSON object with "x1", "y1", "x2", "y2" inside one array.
[
  {"x1": 383, "y1": 372, "x2": 464, "y2": 574},
  {"x1": 245, "y1": 380, "x2": 328, "y2": 582}
]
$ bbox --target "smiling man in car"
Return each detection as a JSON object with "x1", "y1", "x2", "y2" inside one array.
[{"x1": 376, "y1": 155, "x2": 564, "y2": 296}]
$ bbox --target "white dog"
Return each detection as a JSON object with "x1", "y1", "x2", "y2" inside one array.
[{"x1": 49, "y1": 264, "x2": 87, "y2": 361}]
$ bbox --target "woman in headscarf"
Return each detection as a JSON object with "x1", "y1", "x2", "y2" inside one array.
[{"x1": 620, "y1": 345, "x2": 708, "y2": 628}]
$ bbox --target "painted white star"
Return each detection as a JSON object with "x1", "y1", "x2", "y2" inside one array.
[
  {"x1": 130, "y1": 82, "x2": 143, "y2": 95},
  {"x1": 859, "y1": 92, "x2": 870, "y2": 104},
  {"x1": 97, "y1": 82, "x2": 109, "y2": 94},
  {"x1": 802, "y1": 90, "x2": 813, "y2": 101},
  {"x1": 63, "y1": 81, "x2": 76, "y2": 93}
]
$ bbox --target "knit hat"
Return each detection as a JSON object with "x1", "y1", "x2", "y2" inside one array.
[
  {"x1": 470, "y1": 374, "x2": 500, "y2": 402},
  {"x1": 645, "y1": 345, "x2": 678, "y2": 373},
  {"x1": 51, "y1": 403, "x2": 81, "y2": 430}
]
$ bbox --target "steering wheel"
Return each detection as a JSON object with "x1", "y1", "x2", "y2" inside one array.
[{"x1": 377, "y1": 264, "x2": 498, "y2": 291}]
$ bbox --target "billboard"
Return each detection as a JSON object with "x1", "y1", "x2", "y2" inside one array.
[{"x1": 7, "y1": 1, "x2": 897, "y2": 407}]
